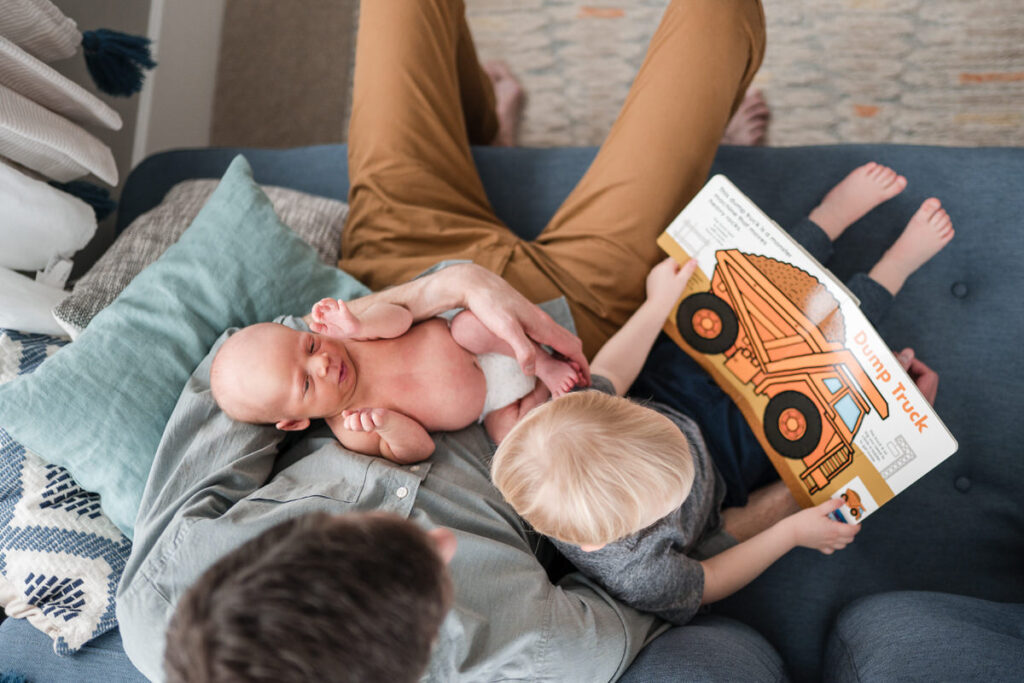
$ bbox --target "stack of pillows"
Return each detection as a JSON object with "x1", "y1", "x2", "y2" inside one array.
[
  {"x1": 0, "y1": 0, "x2": 127, "y2": 336},
  {"x1": 0, "y1": 156, "x2": 361, "y2": 654}
]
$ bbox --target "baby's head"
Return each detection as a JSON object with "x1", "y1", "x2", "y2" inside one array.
[
  {"x1": 492, "y1": 391, "x2": 694, "y2": 550},
  {"x1": 210, "y1": 322, "x2": 358, "y2": 431}
]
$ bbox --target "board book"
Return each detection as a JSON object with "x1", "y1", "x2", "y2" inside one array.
[{"x1": 658, "y1": 175, "x2": 958, "y2": 523}]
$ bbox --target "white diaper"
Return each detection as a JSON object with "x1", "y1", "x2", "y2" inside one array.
[{"x1": 477, "y1": 352, "x2": 536, "y2": 421}]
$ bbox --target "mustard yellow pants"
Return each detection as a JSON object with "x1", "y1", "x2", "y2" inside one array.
[{"x1": 340, "y1": 0, "x2": 766, "y2": 359}]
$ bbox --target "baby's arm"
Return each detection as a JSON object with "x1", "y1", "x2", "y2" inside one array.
[
  {"x1": 592, "y1": 257, "x2": 698, "y2": 395},
  {"x1": 700, "y1": 499, "x2": 859, "y2": 604},
  {"x1": 308, "y1": 298, "x2": 413, "y2": 340},
  {"x1": 330, "y1": 408, "x2": 435, "y2": 464}
]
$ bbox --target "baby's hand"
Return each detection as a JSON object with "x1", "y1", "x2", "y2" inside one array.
[
  {"x1": 341, "y1": 408, "x2": 389, "y2": 433},
  {"x1": 788, "y1": 499, "x2": 861, "y2": 555},
  {"x1": 310, "y1": 298, "x2": 363, "y2": 339},
  {"x1": 645, "y1": 257, "x2": 699, "y2": 312}
]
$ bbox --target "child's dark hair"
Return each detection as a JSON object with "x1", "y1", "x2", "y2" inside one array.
[{"x1": 164, "y1": 511, "x2": 452, "y2": 683}]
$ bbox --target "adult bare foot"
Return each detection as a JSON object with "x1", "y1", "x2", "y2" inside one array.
[
  {"x1": 721, "y1": 88, "x2": 770, "y2": 146},
  {"x1": 868, "y1": 198, "x2": 954, "y2": 296},
  {"x1": 484, "y1": 61, "x2": 525, "y2": 147},
  {"x1": 721, "y1": 480, "x2": 800, "y2": 542},
  {"x1": 807, "y1": 162, "x2": 908, "y2": 241}
]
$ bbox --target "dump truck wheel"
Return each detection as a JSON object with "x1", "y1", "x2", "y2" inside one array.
[
  {"x1": 763, "y1": 391, "x2": 822, "y2": 459},
  {"x1": 676, "y1": 292, "x2": 739, "y2": 354}
]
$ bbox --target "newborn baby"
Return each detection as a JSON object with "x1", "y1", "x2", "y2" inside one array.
[{"x1": 210, "y1": 298, "x2": 581, "y2": 463}]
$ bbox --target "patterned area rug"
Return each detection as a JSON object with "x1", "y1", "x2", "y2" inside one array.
[{"x1": 466, "y1": 0, "x2": 1024, "y2": 147}]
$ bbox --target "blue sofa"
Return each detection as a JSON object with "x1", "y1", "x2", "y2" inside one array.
[{"x1": 1, "y1": 144, "x2": 1022, "y2": 681}]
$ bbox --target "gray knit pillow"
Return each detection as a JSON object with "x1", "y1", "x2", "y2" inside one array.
[{"x1": 53, "y1": 179, "x2": 347, "y2": 338}]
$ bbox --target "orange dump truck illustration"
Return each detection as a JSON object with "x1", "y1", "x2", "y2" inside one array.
[{"x1": 675, "y1": 249, "x2": 889, "y2": 494}]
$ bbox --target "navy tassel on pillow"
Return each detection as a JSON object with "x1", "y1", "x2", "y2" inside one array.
[
  {"x1": 49, "y1": 180, "x2": 118, "y2": 221},
  {"x1": 82, "y1": 29, "x2": 157, "y2": 97}
]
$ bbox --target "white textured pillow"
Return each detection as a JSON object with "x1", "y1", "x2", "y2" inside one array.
[
  {"x1": 0, "y1": 161, "x2": 96, "y2": 272},
  {"x1": 0, "y1": 0, "x2": 80, "y2": 63},
  {"x1": 0, "y1": 35, "x2": 121, "y2": 131},
  {"x1": 0, "y1": 82, "x2": 117, "y2": 184},
  {"x1": 0, "y1": 267, "x2": 70, "y2": 337}
]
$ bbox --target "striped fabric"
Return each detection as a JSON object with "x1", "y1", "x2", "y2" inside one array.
[
  {"x1": 0, "y1": 329, "x2": 131, "y2": 656},
  {"x1": 0, "y1": 0, "x2": 80, "y2": 63},
  {"x1": 0, "y1": 82, "x2": 117, "y2": 184},
  {"x1": 0, "y1": 35, "x2": 121, "y2": 131}
]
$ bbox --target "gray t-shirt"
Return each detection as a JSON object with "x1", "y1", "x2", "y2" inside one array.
[{"x1": 552, "y1": 375, "x2": 735, "y2": 625}]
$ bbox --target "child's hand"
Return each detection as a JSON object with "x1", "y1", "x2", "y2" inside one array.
[
  {"x1": 645, "y1": 257, "x2": 699, "y2": 313},
  {"x1": 341, "y1": 408, "x2": 389, "y2": 433},
  {"x1": 311, "y1": 298, "x2": 363, "y2": 339},
  {"x1": 788, "y1": 499, "x2": 861, "y2": 555}
]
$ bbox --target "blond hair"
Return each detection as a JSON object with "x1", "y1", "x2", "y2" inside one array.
[{"x1": 491, "y1": 391, "x2": 695, "y2": 547}]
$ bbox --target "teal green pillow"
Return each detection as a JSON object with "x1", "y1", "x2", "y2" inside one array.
[{"x1": 0, "y1": 156, "x2": 369, "y2": 537}]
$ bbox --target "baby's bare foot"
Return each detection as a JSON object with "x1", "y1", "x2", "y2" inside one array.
[
  {"x1": 868, "y1": 198, "x2": 954, "y2": 296},
  {"x1": 808, "y1": 162, "x2": 908, "y2": 241},
  {"x1": 535, "y1": 353, "x2": 579, "y2": 398},
  {"x1": 484, "y1": 61, "x2": 525, "y2": 147},
  {"x1": 311, "y1": 298, "x2": 361, "y2": 338},
  {"x1": 721, "y1": 88, "x2": 770, "y2": 146}
]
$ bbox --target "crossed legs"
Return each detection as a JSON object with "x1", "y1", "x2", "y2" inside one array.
[{"x1": 340, "y1": 0, "x2": 767, "y2": 358}]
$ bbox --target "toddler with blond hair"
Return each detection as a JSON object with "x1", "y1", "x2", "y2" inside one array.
[{"x1": 492, "y1": 257, "x2": 860, "y2": 624}]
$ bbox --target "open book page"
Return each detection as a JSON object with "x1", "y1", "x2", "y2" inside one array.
[{"x1": 657, "y1": 175, "x2": 958, "y2": 523}]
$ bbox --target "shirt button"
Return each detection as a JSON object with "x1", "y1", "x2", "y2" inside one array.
[
  {"x1": 409, "y1": 465, "x2": 421, "y2": 472},
  {"x1": 951, "y1": 282, "x2": 968, "y2": 298},
  {"x1": 395, "y1": 486, "x2": 409, "y2": 499},
  {"x1": 954, "y1": 476, "x2": 971, "y2": 493}
]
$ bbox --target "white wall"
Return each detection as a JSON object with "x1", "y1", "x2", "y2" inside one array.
[{"x1": 133, "y1": 0, "x2": 226, "y2": 164}]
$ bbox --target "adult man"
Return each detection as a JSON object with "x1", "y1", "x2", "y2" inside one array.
[
  {"x1": 337, "y1": 0, "x2": 766, "y2": 359},
  {"x1": 118, "y1": 264, "x2": 785, "y2": 682},
  {"x1": 118, "y1": 0, "x2": 781, "y2": 680}
]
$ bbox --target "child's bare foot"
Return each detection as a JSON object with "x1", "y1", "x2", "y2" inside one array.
[
  {"x1": 808, "y1": 162, "x2": 908, "y2": 241},
  {"x1": 868, "y1": 198, "x2": 954, "y2": 296},
  {"x1": 484, "y1": 61, "x2": 525, "y2": 147},
  {"x1": 534, "y1": 353, "x2": 579, "y2": 397},
  {"x1": 721, "y1": 88, "x2": 770, "y2": 146},
  {"x1": 311, "y1": 298, "x2": 361, "y2": 338}
]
